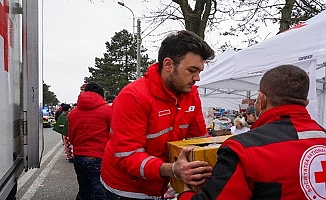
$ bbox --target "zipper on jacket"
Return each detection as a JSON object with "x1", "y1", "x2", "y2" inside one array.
[{"x1": 173, "y1": 96, "x2": 181, "y2": 111}]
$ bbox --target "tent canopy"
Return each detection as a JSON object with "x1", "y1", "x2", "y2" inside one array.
[{"x1": 198, "y1": 10, "x2": 326, "y2": 126}]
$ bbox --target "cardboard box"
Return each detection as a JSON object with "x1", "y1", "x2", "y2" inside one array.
[
  {"x1": 212, "y1": 130, "x2": 232, "y2": 136},
  {"x1": 167, "y1": 135, "x2": 232, "y2": 193}
]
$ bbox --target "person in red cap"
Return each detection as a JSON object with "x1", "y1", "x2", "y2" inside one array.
[
  {"x1": 54, "y1": 103, "x2": 65, "y2": 121},
  {"x1": 80, "y1": 83, "x2": 87, "y2": 94}
]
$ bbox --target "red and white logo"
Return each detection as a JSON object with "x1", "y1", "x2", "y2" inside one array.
[
  {"x1": 0, "y1": 0, "x2": 13, "y2": 72},
  {"x1": 185, "y1": 106, "x2": 195, "y2": 112},
  {"x1": 300, "y1": 145, "x2": 326, "y2": 200},
  {"x1": 158, "y1": 109, "x2": 171, "y2": 117}
]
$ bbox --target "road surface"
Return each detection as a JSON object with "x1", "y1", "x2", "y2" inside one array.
[{"x1": 17, "y1": 127, "x2": 78, "y2": 200}]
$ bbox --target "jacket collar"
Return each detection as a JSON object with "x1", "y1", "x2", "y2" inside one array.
[
  {"x1": 143, "y1": 63, "x2": 198, "y2": 103},
  {"x1": 143, "y1": 63, "x2": 173, "y2": 100},
  {"x1": 250, "y1": 104, "x2": 311, "y2": 129}
]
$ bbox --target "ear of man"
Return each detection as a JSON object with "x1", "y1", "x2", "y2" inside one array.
[
  {"x1": 163, "y1": 57, "x2": 173, "y2": 72},
  {"x1": 258, "y1": 92, "x2": 268, "y2": 112},
  {"x1": 305, "y1": 98, "x2": 309, "y2": 107}
]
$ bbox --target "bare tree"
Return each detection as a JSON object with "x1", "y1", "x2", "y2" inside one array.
[
  {"x1": 143, "y1": 0, "x2": 324, "y2": 49},
  {"x1": 172, "y1": 0, "x2": 213, "y2": 38},
  {"x1": 143, "y1": 0, "x2": 220, "y2": 39},
  {"x1": 222, "y1": 0, "x2": 325, "y2": 35}
]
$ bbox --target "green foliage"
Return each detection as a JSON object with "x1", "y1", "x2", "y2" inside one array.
[
  {"x1": 43, "y1": 82, "x2": 59, "y2": 106},
  {"x1": 85, "y1": 29, "x2": 155, "y2": 96}
]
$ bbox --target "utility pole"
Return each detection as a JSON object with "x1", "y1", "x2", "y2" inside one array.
[
  {"x1": 117, "y1": 1, "x2": 141, "y2": 79},
  {"x1": 136, "y1": 19, "x2": 141, "y2": 78},
  {"x1": 117, "y1": 2, "x2": 135, "y2": 34}
]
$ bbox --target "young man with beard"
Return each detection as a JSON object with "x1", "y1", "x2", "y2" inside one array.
[{"x1": 100, "y1": 30, "x2": 215, "y2": 199}]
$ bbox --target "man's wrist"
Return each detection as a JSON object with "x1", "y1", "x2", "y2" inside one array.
[
  {"x1": 160, "y1": 162, "x2": 174, "y2": 177},
  {"x1": 172, "y1": 162, "x2": 178, "y2": 178}
]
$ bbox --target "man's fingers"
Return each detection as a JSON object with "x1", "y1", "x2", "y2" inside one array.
[
  {"x1": 178, "y1": 146, "x2": 195, "y2": 160},
  {"x1": 188, "y1": 160, "x2": 210, "y2": 168},
  {"x1": 186, "y1": 173, "x2": 211, "y2": 186},
  {"x1": 177, "y1": 147, "x2": 212, "y2": 186},
  {"x1": 181, "y1": 166, "x2": 212, "y2": 184},
  {"x1": 185, "y1": 165, "x2": 212, "y2": 175}
]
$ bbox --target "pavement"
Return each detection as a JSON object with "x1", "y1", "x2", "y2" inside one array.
[
  {"x1": 17, "y1": 128, "x2": 79, "y2": 200},
  {"x1": 16, "y1": 128, "x2": 179, "y2": 200}
]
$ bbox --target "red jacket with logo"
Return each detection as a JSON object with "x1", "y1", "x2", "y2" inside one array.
[
  {"x1": 68, "y1": 91, "x2": 112, "y2": 158},
  {"x1": 100, "y1": 63, "x2": 208, "y2": 198},
  {"x1": 178, "y1": 105, "x2": 326, "y2": 200}
]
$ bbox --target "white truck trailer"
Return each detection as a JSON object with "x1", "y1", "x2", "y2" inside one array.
[{"x1": 0, "y1": 0, "x2": 42, "y2": 198}]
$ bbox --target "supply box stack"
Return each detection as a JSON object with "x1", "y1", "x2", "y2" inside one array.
[{"x1": 167, "y1": 135, "x2": 232, "y2": 193}]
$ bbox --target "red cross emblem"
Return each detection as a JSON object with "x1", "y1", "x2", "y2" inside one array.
[
  {"x1": 315, "y1": 160, "x2": 326, "y2": 189},
  {"x1": 300, "y1": 145, "x2": 326, "y2": 200},
  {"x1": 0, "y1": 0, "x2": 13, "y2": 72}
]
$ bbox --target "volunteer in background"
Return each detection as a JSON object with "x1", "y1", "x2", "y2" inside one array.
[
  {"x1": 230, "y1": 117, "x2": 250, "y2": 135},
  {"x1": 100, "y1": 30, "x2": 215, "y2": 199},
  {"x1": 243, "y1": 105, "x2": 256, "y2": 127},
  {"x1": 69, "y1": 82, "x2": 112, "y2": 200},
  {"x1": 52, "y1": 104, "x2": 73, "y2": 162},
  {"x1": 178, "y1": 64, "x2": 326, "y2": 200}
]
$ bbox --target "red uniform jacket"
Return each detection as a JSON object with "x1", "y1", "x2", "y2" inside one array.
[
  {"x1": 100, "y1": 63, "x2": 208, "y2": 198},
  {"x1": 68, "y1": 91, "x2": 112, "y2": 158},
  {"x1": 178, "y1": 105, "x2": 326, "y2": 200}
]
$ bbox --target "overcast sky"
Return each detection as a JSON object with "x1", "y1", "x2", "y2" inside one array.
[
  {"x1": 43, "y1": 0, "x2": 277, "y2": 104},
  {"x1": 43, "y1": 0, "x2": 180, "y2": 103}
]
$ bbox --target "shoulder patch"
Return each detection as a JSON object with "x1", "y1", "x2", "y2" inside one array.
[{"x1": 299, "y1": 145, "x2": 326, "y2": 200}]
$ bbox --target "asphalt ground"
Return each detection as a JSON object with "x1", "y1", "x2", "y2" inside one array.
[
  {"x1": 17, "y1": 128, "x2": 79, "y2": 200},
  {"x1": 16, "y1": 127, "x2": 178, "y2": 200}
]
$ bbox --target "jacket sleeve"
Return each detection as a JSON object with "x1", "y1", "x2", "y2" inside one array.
[
  {"x1": 67, "y1": 114, "x2": 75, "y2": 145},
  {"x1": 53, "y1": 115, "x2": 64, "y2": 134},
  {"x1": 62, "y1": 120, "x2": 68, "y2": 136},
  {"x1": 178, "y1": 143, "x2": 253, "y2": 200},
  {"x1": 110, "y1": 91, "x2": 164, "y2": 181}
]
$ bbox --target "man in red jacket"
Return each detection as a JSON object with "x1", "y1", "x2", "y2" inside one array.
[
  {"x1": 178, "y1": 65, "x2": 326, "y2": 200},
  {"x1": 68, "y1": 82, "x2": 112, "y2": 200},
  {"x1": 100, "y1": 30, "x2": 215, "y2": 199}
]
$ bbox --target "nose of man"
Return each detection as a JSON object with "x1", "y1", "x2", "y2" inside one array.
[{"x1": 193, "y1": 72, "x2": 200, "y2": 82}]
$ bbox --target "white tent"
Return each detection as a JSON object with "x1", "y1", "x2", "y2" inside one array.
[
  {"x1": 199, "y1": 49, "x2": 243, "y2": 110},
  {"x1": 198, "y1": 10, "x2": 326, "y2": 126}
]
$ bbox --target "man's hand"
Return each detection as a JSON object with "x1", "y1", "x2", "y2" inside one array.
[{"x1": 175, "y1": 146, "x2": 212, "y2": 187}]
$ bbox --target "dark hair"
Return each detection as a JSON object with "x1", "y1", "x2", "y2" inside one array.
[
  {"x1": 106, "y1": 95, "x2": 115, "y2": 103},
  {"x1": 158, "y1": 30, "x2": 215, "y2": 71},
  {"x1": 85, "y1": 82, "x2": 104, "y2": 98},
  {"x1": 62, "y1": 104, "x2": 71, "y2": 111},
  {"x1": 259, "y1": 64, "x2": 309, "y2": 106}
]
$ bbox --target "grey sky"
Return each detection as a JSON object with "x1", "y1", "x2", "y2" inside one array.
[
  {"x1": 43, "y1": 0, "x2": 181, "y2": 103},
  {"x1": 43, "y1": 0, "x2": 277, "y2": 104}
]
